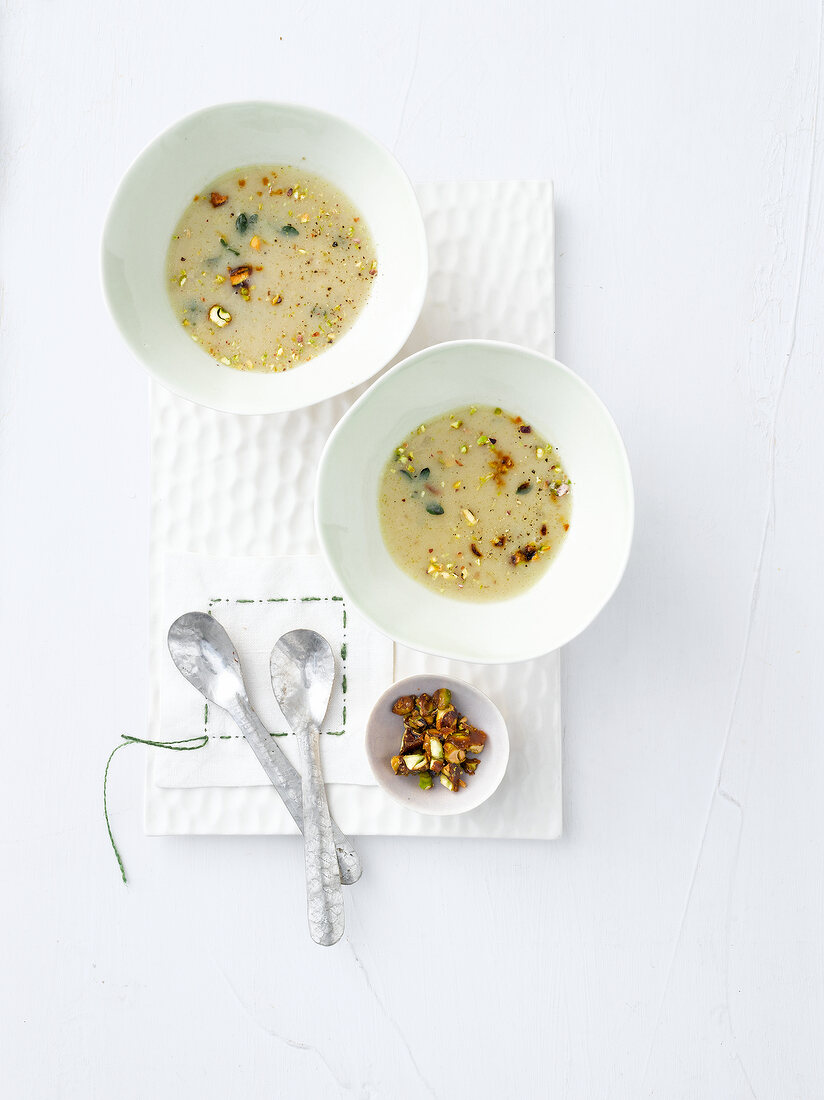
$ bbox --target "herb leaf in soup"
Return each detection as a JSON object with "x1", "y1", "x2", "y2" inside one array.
[{"x1": 281, "y1": 224, "x2": 299, "y2": 236}]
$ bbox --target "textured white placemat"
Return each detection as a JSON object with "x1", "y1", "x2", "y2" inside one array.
[
  {"x1": 155, "y1": 553, "x2": 392, "y2": 787},
  {"x1": 146, "y1": 179, "x2": 561, "y2": 838}
]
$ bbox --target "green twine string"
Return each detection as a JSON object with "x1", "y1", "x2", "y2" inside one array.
[{"x1": 104, "y1": 734, "x2": 209, "y2": 885}]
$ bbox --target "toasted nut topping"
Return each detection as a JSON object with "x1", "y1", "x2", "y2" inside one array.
[
  {"x1": 443, "y1": 741, "x2": 466, "y2": 764},
  {"x1": 461, "y1": 508, "x2": 477, "y2": 525},
  {"x1": 390, "y1": 690, "x2": 487, "y2": 795},
  {"x1": 392, "y1": 696, "x2": 415, "y2": 716},
  {"x1": 208, "y1": 305, "x2": 231, "y2": 327},
  {"x1": 229, "y1": 265, "x2": 252, "y2": 286},
  {"x1": 250, "y1": 235, "x2": 261, "y2": 250},
  {"x1": 210, "y1": 192, "x2": 228, "y2": 207}
]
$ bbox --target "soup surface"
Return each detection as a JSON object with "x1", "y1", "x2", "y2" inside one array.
[
  {"x1": 166, "y1": 165, "x2": 376, "y2": 372},
  {"x1": 379, "y1": 405, "x2": 572, "y2": 602}
]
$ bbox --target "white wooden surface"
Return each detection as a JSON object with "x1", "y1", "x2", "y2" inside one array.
[{"x1": 1, "y1": 1, "x2": 822, "y2": 1096}]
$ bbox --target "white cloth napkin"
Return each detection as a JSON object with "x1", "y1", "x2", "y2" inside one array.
[{"x1": 154, "y1": 552, "x2": 393, "y2": 787}]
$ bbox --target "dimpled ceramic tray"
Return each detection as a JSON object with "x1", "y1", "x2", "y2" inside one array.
[{"x1": 146, "y1": 180, "x2": 562, "y2": 839}]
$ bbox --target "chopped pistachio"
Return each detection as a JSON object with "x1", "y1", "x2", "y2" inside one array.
[
  {"x1": 439, "y1": 768, "x2": 460, "y2": 792},
  {"x1": 392, "y1": 696, "x2": 416, "y2": 716},
  {"x1": 443, "y1": 741, "x2": 466, "y2": 764},
  {"x1": 208, "y1": 305, "x2": 231, "y2": 327},
  {"x1": 229, "y1": 265, "x2": 251, "y2": 285}
]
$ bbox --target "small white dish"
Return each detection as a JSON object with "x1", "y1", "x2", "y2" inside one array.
[
  {"x1": 365, "y1": 675, "x2": 510, "y2": 816},
  {"x1": 101, "y1": 101, "x2": 428, "y2": 414},
  {"x1": 316, "y1": 339, "x2": 634, "y2": 663}
]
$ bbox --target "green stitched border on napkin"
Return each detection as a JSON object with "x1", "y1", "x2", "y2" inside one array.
[{"x1": 203, "y1": 596, "x2": 348, "y2": 738}]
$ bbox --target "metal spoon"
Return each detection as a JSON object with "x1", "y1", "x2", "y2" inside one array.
[
  {"x1": 167, "y1": 612, "x2": 361, "y2": 886},
  {"x1": 270, "y1": 630, "x2": 344, "y2": 947}
]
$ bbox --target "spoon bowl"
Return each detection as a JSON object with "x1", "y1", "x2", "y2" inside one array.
[
  {"x1": 167, "y1": 612, "x2": 246, "y2": 711},
  {"x1": 270, "y1": 629, "x2": 336, "y2": 731}
]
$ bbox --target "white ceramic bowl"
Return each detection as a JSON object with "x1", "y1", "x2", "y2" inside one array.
[
  {"x1": 101, "y1": 101, "x2": 428, "y2": 414},
  {"x1": 365, "y1": 675, "x2": 510, "y2": 816},
  {"x1": 316, "y1": 340, "x2": 634, "y2": 663}
]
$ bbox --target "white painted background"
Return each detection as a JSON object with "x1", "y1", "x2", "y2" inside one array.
[{"x1": 1, "y1": 0, "x2": 822, "y2": 1096}]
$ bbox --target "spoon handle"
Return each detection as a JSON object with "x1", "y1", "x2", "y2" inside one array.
[
  {"x1": 297, "y1": 721, "x2": 345, "y2": 946},
  {"x1": 228, "y1": 698, "x2": 362, "y2": 885}
]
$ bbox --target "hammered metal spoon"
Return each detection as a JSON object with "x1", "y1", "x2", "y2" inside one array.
[
  {"x1": 167, "y1": 612, "x2": 361, "y2": 886},
  {"x1": 270, "y1": 630, "x2": 344, "y2": 947}
]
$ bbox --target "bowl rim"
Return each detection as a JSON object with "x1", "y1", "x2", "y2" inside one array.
[
  {"x1": 315, "y1": 338, "x2": 635, "y2": 663},
  {"x1": 100, "y1": 99, "x2": 429, "y2": 414},
  {"x1": 365, "y1": 673, "x2": 511, "y2": 816}
]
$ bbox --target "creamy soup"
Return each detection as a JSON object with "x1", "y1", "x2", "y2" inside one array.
[
  {"x1": 379, "y1": 405, "x2": 572, "y2": 602},
  {"x1": 166, "y1": 165, "x2": 376, "y2": 372}
]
